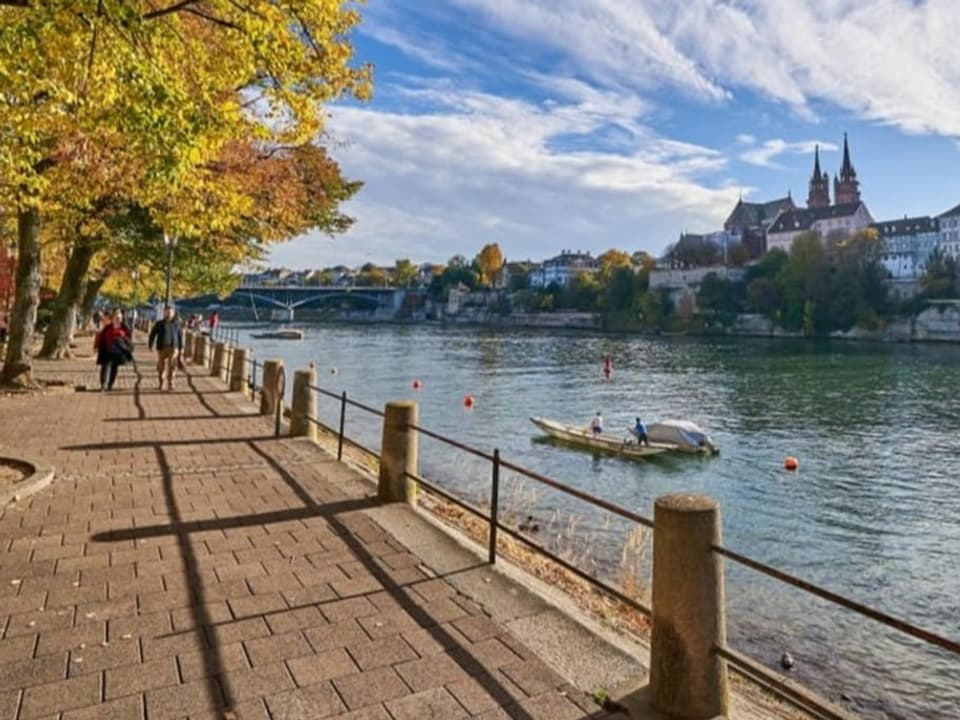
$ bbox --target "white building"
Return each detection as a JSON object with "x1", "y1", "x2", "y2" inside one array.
[
  {"x1": 529, "y1": 251, "x2": 598, "y2": 288},
  {"x1": 766, "y1": 202, "x2": 874, "y2": 253},
  {"x1": 871, "y1": 216, "x2": 940, "y2": 299},
  {"x1": 937, "y1": 203, "x2": 960, "y2": 260}
]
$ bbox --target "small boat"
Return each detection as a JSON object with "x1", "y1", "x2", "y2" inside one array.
[
  {"x1": 529, "y1": 417, "x2": 668, "y2": 459},
  {"x1": 250, "y1": 328, "x2": 304, "y2": 340},
  {"x1": 530, "y1": 417, "x2": 719, "y2": 458}
]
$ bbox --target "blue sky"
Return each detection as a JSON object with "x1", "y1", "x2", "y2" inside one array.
[{"x1": 269, "y1": 0, "x2": 960, "y2": 269}]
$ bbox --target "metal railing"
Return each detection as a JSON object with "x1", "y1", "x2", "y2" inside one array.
[{"x1": 295, "y1": 379, "x2": 960, "y2": 720}]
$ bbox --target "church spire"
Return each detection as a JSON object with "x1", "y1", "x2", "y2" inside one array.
[
  {"x1": 834, "y1": 132, "x2": 861, "y2": 204},
  {"x1": 807, "y1": 144, "x2": 830, "y2": 208}
]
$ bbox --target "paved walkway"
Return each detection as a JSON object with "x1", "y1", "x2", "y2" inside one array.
[{"x1": 0, "y1": 357, "x2": 626, "y2": 720}]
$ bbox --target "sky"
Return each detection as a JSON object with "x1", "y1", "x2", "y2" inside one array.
[{"x1": 268, "y1": 0, "x2": 960, "y2": 270}]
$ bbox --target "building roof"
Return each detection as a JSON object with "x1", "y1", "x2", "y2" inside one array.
[
  {"x1": 871, "y1": 216, "x2": 938, "y2": 237},
  {"x1": 767, "y1": 202, "x2": 864, "y2": 234},
  {"x1": 938, "y1": 202, "x2": 960, "y2": 218},
  {"x1": 724, "y1": 196, "x2": 795, "y2": 230},
  {"x1": 544, "y1": 251, "x2": 595, "y2": 265}
]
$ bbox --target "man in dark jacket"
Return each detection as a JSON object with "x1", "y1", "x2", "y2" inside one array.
[{"x1": 148, "y1": 306, "x2": 183, "y2": 390}]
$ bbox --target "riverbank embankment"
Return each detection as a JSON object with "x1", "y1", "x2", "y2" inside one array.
[{"x1": 0, "y1": 344, "x2": 810, "y2": 719}]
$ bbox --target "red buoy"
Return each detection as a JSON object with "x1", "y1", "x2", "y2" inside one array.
[
  {"x1": 463, "y1": 394, "x2": 475, "y2": 409},
  {"x1": 412, "y1": 379, "x2": 422, "y2": 391},
  {"x1": 784, "y1": 456, "x2": 799, "y2": 471}
]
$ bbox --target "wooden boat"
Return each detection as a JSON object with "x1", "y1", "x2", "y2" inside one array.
[
  {"x1": 250, "y1": 328, "x2": 304, "y2": 340},
  {"x1": 529, "y1": 417, "x2": 668, "y2": 459}
]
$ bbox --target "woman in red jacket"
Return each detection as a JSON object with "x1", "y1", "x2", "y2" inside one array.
[{"x1": 94, "y1": 309, "x2": 132, "y2": 391}]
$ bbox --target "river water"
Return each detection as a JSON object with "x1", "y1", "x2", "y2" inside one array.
[{"x1": 236, "y1": 323, "x2": 960, "y2": 719}]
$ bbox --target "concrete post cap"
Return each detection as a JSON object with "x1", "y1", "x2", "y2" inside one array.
[
  {"x1": 385, "y1": 400, "x2": 417, "y2": 410},
  {"x1": 655, "y1": 493, "x2": 718, "y2": 513}
]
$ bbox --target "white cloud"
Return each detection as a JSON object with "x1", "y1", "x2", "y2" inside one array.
[
  {"x1": 438, "y1": 0, "x2": 960, "y2": 138},
  {"x1": 736, "y1": 133, "x2": 757, "y2": 146},
  {"x1": 269, "y1": 85, "x2": 738, "y2": 269},
  {"x1": 739, "y1": 138, "x2": 839, "y2": 168}
]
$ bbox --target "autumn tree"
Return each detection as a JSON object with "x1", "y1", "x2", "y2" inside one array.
[
  {"x1": 394, "y1": 259, "x2": 418, "y2": 287},
  {"x1": 476, "y1": 244, "x2": 504, "y2": 287},
  {"x1": 1, "y1": 0, "x2": 371, "y2": 385}
]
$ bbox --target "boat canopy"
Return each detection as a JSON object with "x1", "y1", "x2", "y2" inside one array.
[{"x1": 647, "y1": 420, "x2": 716, "y2": 453}]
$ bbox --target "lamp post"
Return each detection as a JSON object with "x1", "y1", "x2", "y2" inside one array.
[
  {"x1": 131, "y1": 268, "x2": 140, "y2": 325},
  {"x1": 163, "y1": 232, "x2": 177, "y2": 306}
]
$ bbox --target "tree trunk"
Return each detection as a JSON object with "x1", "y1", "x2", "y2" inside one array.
[
  {"x1": 1, "y1": 208, "x2": 42, "y2": 386},
  {"x1": 39, "y1": 241, "x2": 96, "y2": 359},
  {"x1": 79, "y1": 272, "x2": 108, "y2": 330}
]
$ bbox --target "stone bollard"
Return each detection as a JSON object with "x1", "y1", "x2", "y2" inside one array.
[
  {"x1": 230, "y1": 348, "x2": 248, "y2": 393},
  {"x1": 377, "y1": 401, "x2": 418, "y2": 506},
  {"x1": 650, "y1": 494, "x2": 729, "y2": 719},
  {"x1": 211, "y1": 342, "x2": 227, "y2": 380},
  {"x1": 259, "y1": 359, "x2": 283, "y2": 417},
  {"x1": 290, "y1": 368, "x2": 317, "y2": 441},
  {"x1": 195, "y1": 334, "x2": 211, "y2": 367},
  {"x1": 184, "y1": 332, "x2": 195, "y2": 359}
]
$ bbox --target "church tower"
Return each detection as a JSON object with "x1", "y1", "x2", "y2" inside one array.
[
  {"x1": 807, "y1": 144, "x2": 830, "y2": 208},
  {"x1": 833, "y1": 133, "x2": 860, "y2": 205}
]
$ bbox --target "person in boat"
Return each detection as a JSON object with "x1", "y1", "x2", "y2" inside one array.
[
  {"x1": 632, "y1": 417, "x2": 650, "y2": 446},
  {"x1": 590, "y1": 411, "x2": 604, "y2": 435}
]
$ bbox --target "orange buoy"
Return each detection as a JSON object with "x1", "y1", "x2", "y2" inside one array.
[
  {"x1": 412, "y1": 379, "x2": 422, "y2": 391},
  {"x1": 463, "y1": 394, "x2": 475, "y2": 409},
  {"x1": 784, "y1": 456, "x2": 799, "y2": 471}
]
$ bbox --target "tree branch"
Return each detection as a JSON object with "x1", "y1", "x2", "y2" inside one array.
[
  {"x1": 183, "y1": 6, "x2": 242, "y2": 30},
  {"x1": 143, "y1": 0, "x2": 198, "y2": 20}
]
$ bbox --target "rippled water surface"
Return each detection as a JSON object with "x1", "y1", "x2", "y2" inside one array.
[{"x1": 238, "y1": 324, "x2": 960, "y2": 719}]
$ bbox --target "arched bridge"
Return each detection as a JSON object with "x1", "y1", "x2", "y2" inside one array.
[{"x1": 207, "y1": 285, "x2": 406, "y2": 320}]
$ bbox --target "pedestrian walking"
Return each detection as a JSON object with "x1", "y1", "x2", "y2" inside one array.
[
  {"x1": 148, "y1": 306, "x2": 183, "y2": 390},
  {"x1": 94, "y1": 309, "x2": 133, "y2": 391}
]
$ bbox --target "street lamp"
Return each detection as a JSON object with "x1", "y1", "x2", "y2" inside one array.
[{"x1": 163, "y1": 232, "x2": 178, "y2": 306}]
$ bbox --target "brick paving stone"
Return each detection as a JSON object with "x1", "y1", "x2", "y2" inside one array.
[
  {"x1": 385, "y1": 686, "x2": 468, "y2": 720},
  {"x1": 46, "y1": 582, "x2": 108, "y2": 609},
  {"x1": 317, "y1": 596, "x2": 378, "y2": 624},
  {"x1": 67, "y1": 636, "x2": 140, "y2": 676},
  {"x1": 171, "y1": 602, "x2": 234, "y2": 632},
  {"x1": 263, "y1": 606, "x2": 326, "y2": 635},
  {"x1": 0, "y1": 635, "x2": 37, "y2": 665},
  {"x1": 500, "y1": 658, "x2": 566, "y2": 697},
  {"x1": 104, "y1": 656, "x2": 179, "y2": 699},
  {"x1": 303, "y1": 620, "x2": 369, "y2": 653},
  {"x1": 227, "y1": 592, "x2": 287, "y2": 619},
  {"x1": 145, "y1": 676, "x2": 224, "y2": 720},
  {"x1": 177, "y1": 641, "x2": 250, "y2": 682},
  {"x1": 513, "y1": 691, "x2": 587, "y2": 720},
  {"x1": 331, "y1": 667, "x2": 410, "y2": 710},
  {"x1": 0, "y1": 689, "x2": 19, "y2": 720},
  {"x1": 359, "y1": 609, "x2": 425, "y2": 640},
  {"x1": 5, "y1": 607, "x2": 74, "y2": 637},
  {"x1": 109, "y1": 610, "x2": 171, "y2": 641},
  {"x1": 142, "y1": 628, "x2": 207, "y2": 661},
  {"x1": 60, "y1": 695, "x2": 142, "y2": 720},
  {"x1": 0, "y1": 654, "x2": 67, "y2": 693},
  {"x1": 445, "y1": 673, "x2": 528, "y2": 715},
  {"x1": 19, "y1": 671, "x2": 101, "y2": 719},
  {"x1": 452, "y1": 615, "x2": 501, "y2": 644},
  {"x1": 264, "y1": 681, "x2": 346, "y2": 719},
  {"x1": 286, "y1": 647, "x2": 357, "y2": 687},
  {"x1": 400, "y1": 625, "x2": 463, "y2": 658},
  {"x1": 206, "y1": 616, "x2": 270, "y2": 646},
  {"x1": 220, "y1": 661, "x2": 296, "y2": 702},
  {"x1": 395, "y1": 652, "x2": 472, "y2": 693},
  {"x1": 243, "y1": 630, "x2": 313, "y2": 666},
  {"x1": 448, "y1": 638, "x2": 524, "y2": 676},
  {"x1": 345, "y1": 636, "x2": 417, "y2": 671}
]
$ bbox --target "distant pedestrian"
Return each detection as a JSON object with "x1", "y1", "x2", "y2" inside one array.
[
  {"x1": 590, "y1": 411, "x2": 604, "y2": 435},
  {"x1": 602, "y1": 355, "x2": 613, "y2": 380},
  {"x1": 209, "y1": 310, "x2": 219, "y2": 333},
  {"x1": 94, "y1": 309, "x2": 133, "y2": 391},
  {"x1": 148, "y1": 306, "x2": 183, "y2": 390},
  {"x1": 632, "y1": 417, "x2": 649, "y2": 446}
]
